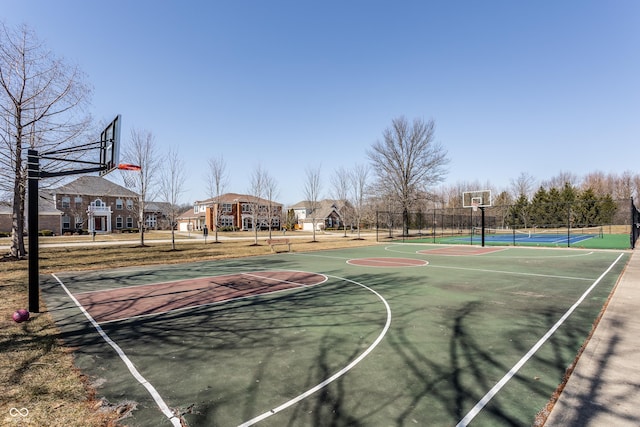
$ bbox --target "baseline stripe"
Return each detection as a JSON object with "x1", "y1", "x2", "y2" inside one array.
[
  {"x1": 52, "y1": 274, "x2": 182, "y2": 427},
  {"x1": 455, "y1": 252, "x2": 625, "y2": 426}
]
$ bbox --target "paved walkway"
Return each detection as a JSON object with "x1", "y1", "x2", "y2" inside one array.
[{"x1": 544, "y1": 249, "x2": 640, "y2": 426}]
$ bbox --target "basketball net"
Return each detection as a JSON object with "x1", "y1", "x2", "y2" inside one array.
[
  {"x1": 118, "y1": 163, "x2": 141, "y2": 190},
  {"x1": 471, "y1": 201, "x2": 479, "y2": 212}
]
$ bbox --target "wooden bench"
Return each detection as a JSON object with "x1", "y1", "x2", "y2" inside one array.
[{"x1": 266, "y1": 238, "x2": 291, "y2": 253}]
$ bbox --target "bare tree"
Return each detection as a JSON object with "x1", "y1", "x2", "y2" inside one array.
[
  {"x1": 615, "y1": 170, "x2": 636, "y2": 200},
  {"x1": 263, "y1": 172, "x2": 279, "y2": 239},
  {"x1": 542, "y1": 170, "x2": 579, "y2": 190},
  {"x1": 0, "y1": 23, "x2": 92, "y2": 258},
  {"x1": 121, "y1": 128, "x2": 160, "y2": 246},
  {"x1": 303, "y1": 164, "x2": 322, "y2": 242},
  {"x1": 633, "y1": 174, "x2": 640, "y2": 201},
  {"x1": 581, "y1": 171, "x2": 610, "y2": 196},
  {"x1": 331, "y1": 166, "x2": 351, "y2": 237},
  {"x1": 350, "y1": 163, "x2": 370, "y2": 239},
  {"x1": 493, "y1": 190, "x2": 514, "y2": 228},
  {"x1": 247, "y1": 164, "x2": 267, "y2": 245},
  {"x1": 367, "y1": 116, "x2": 448, "y2": 236},
  {"x1": 510, "y1": 172, "x2": 537, "y2": 200},
  {"x1": 205, "y1": 155, "x2": 228, "y2": 242},
  {"x1": 159, "y1": 148, "x2": 187, "y2": 250}
]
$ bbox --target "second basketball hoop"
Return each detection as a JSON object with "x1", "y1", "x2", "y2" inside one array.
[{"x1": 462, "y1": 190, "x2": 491, "y2": 247}]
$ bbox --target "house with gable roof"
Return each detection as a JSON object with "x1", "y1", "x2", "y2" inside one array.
[
  {"x1": 177, "y1": 192, "x2": 284, "y2": 232},
  {"x1": 47, "y1": 176, "x2": 140, "y2": 234},
  {"x1": 0, "y1": 197, "x2": 62, "y2": 235},
  {"x1": 0, "y1": 175, "x2": 172, "y2": 235},
  {"x1": 290, "y1": 199, "x2": 344, "y2": 231}
]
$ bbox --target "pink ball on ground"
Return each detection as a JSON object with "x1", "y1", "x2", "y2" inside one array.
[{"x1": 12, "y1": 309, "x2": 29, "y2": 323}]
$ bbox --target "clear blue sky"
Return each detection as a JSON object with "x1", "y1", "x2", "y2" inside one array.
[{"x1": 3, "y1": 1, "x2": 639, "y2": 205}]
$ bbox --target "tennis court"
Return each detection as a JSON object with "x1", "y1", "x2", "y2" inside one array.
[
  {"x1": 42, "y1": 244, "x2": 629, "y2": 426},
  {"x1": 444, "y1": 227, "x2": 605, "y2": 246}
]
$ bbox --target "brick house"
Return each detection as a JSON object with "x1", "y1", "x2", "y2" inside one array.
[
  {"x1": 177, "y1": 193, "x2": 284, "y2": 232},
  {"x1": 0, "y1": 203, "x2": 11, "y2": 233},
  {"x1": 0, "y1": 198, "x2": 62, "y2": 235},
  {"x1": 0, "y1": 177, "x2": 174, "y2": 235},
  {"x1": 47, "y1": 176, "x2": 140, "y2": 234}
]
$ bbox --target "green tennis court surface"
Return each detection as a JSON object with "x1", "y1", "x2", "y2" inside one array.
[
  {"x1": 42, "y1": 244, "x2": 629, "y2": 426},
  {"x1": 405, "y1": 230, "x2": 630, "y2": 250}
]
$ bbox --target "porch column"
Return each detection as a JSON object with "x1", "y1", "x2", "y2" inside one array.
[{"x1": 106, "y1": 208, "x2": 112, "y2": 232}]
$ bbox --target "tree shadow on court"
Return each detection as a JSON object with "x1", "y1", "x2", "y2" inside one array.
[
  {"x1": 269, "y1": 332, "x2": 367, "y2": 427},
  {"x1": 382, "y1": 300, "x2": 597, "y2": 426},
  {"x1": 382, "y1": 301, "x2": 523, "y2": 426},
  {"x1": 39, "y1": 256, "x2": 625, "y2": 427},
  {"x1": 43, "y1": 266, "x2": 396, "y2": 426}
]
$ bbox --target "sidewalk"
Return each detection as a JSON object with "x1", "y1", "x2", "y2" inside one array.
[{"x1": 544, "y1": 249, "x2": 640, "y2": 426}]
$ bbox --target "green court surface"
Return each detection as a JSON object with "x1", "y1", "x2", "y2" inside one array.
[{"x1": 42, "y1": 244, "x2": 630, "y2": 426}]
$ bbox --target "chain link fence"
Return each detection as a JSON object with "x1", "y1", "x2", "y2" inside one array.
[{"x1": 376, "y1": 198, "x2": 634, "y2": 248}]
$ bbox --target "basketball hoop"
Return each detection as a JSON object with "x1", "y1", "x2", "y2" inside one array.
[
  {"x1": 118, "y1": 163, "x2": 141, "y2": 189},
  {"x1": 118, "y1": 163, "x2": 141, "y2": 171},
  {"x1": 462, "y1": 190, "x2": 491, "y2": 211}
]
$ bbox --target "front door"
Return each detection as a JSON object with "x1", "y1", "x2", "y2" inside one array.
[{"x1": 94, "y1": 217, "x2": 104, "y2": 232}]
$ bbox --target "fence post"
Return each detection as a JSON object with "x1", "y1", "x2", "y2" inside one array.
[{"x1": 567, "y1": 203, "x2": 571, "y2": 248}]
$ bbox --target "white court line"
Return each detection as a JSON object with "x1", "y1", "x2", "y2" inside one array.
[
  {"x1": 238, "y1": 274, "x2": 392, "y2": 426},
  {"x1": 455, "y1": 252, "x2": 625, "y2": 426},
  {"x1": 293, "y1": 252, "x2": 355, "y2": 261},
  {"x1": 52, "y1": 274, "x2": 182, "y2": 427},
  {"x1": 429, "y1": 263, "x2": 594, "y2": 282},
  {"x1": 240, "y1": 272, "x2": 327, "y2": 287},
  {"x1": 346, "y1": 257, "x2": 428, "y2": 267}
]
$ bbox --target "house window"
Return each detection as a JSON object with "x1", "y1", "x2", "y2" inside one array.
[
  {"x1": 75, "y1": 215, "x2": 83, "y2": 229},
  {"x1": 222, "y1": 203, "x2": 232, "y2": 212},
  {"x1": 61, "y1": 197, "x2": 70, "y2": 208},
  {"x1": 74, "y1": 196, "x2": 82, "y2": 208},
  {"x1": 116, "y1": 199, "x2": 123, "y2": 209},
  {"x1": 116, "y1": 216, "x2": 123, "y2": 229},
  {"x1": 145, "y1": 214, "x2": 157, "y2": 229},
  {"x1": 94, "y1": 199, "x2": 103, "y2": 207},
  {"x1": 241, "y1": 203, "x2": 250, "y2": 213},
  {"x1": 193, "y1": 204, "x2": 200, "y2": 213},
  {"x1": 220, "y1": 216, "x2": 234, "y2": 227},
  {"x1": 126, "y1": 216, "x2": 134, "y2": 228},
  {"x1": 126, "y1": 199, "x2": 134, "y2": 210},
  {"x1": 62, "y1": 215, "x2": 70, "y2": 229}
]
